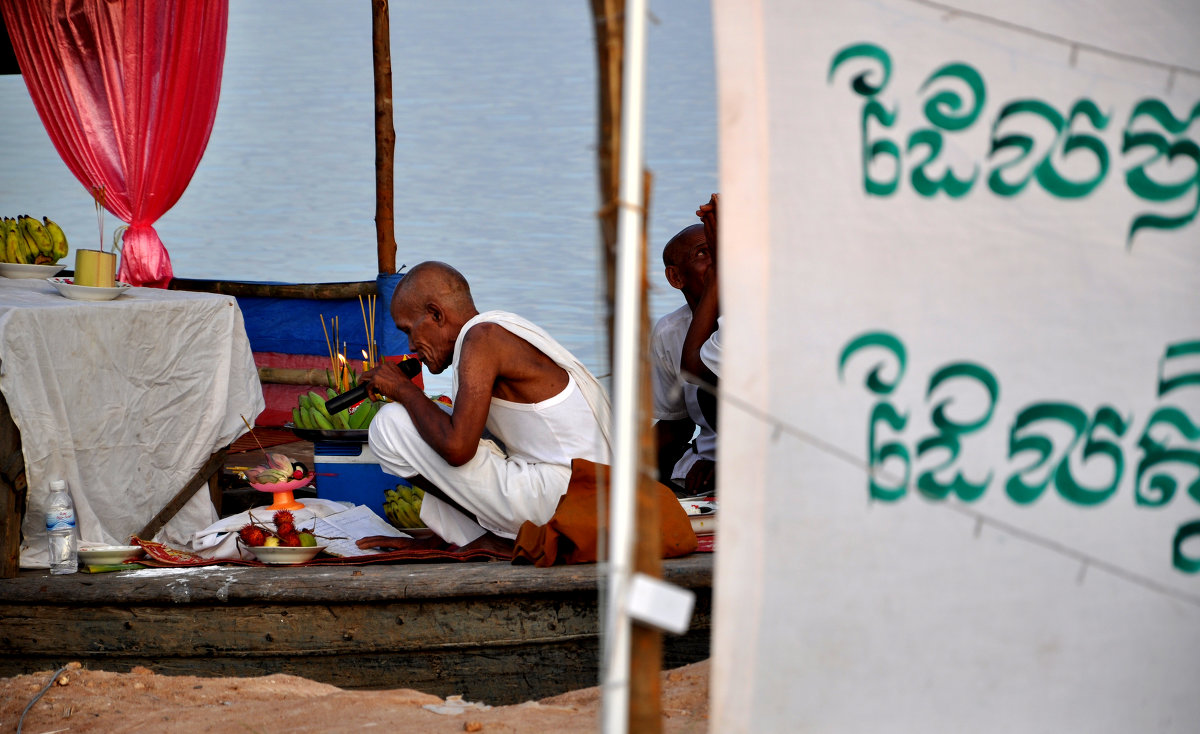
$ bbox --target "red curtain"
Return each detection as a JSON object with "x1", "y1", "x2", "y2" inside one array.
[{"x1": 1, "y1": 0, "x2": 229, "y2": 287}]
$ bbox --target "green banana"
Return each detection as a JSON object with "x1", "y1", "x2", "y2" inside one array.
[
  {"x1": 43, "y1": 217, "x2": 68, "y2": 261},
  {"x1": 298, "y1": 393, "x2": 312, "y2": 412},
  {"x1": 311, "y1": 410, "x2": 334, "y2": 430},
  {"x1": 300, "y1": 405, "x2": 315, "y2": 429},
  {"x1": 292, "y1": 407, "x2": 302, "y2": 426},
  {"x1": 327, "y1": 387, "x2": 337, "y2": 400},
  {"x1": 331, "y1": 410, "x2": 349, "y2": 430},
  {"x1": 308, "y1": 391, "x2": 331, "y2": 420}
]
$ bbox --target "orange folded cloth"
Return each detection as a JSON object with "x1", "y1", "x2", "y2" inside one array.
[{"x1": 513, "y1": 458, "x2": 698, "y2": 567}]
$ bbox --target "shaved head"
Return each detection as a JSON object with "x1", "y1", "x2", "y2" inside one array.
[
  {"x1": 392, "y1": 261, "x2": 476, "y2": 318},
  {"x1": 661, "y1": 224, "x2": 711, "y2": 307},
  {"x1": 663, "y1": 224, "x2": 706, "y2": 267},
  {"x1": 388, "y1": 262, "x2": 480, "y2": 374}
]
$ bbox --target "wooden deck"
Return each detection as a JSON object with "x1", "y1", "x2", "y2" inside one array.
[{"x1": 0, "y1": 553, "x2": 712, "y2": 704}]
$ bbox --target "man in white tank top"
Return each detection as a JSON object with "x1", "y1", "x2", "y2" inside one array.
[{"x1": 355, "y1": 262, "x2": 613, "y2": 549}]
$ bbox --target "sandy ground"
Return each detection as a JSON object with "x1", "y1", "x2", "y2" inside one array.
[{"x1": 1, "y1": 659, "x2": 709, "y2": 733}]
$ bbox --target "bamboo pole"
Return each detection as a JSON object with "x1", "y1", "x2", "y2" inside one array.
[
  {"x1": 372, "y1": 0, "x2": 398, "y2": 275},
  {"x1": 598, "y1": 1, "x2": 662, "y2": 731},
  {"x1": 256, "y1": 367, "x2": 336, "y2": 387},
  {"x1": 629, "y1": 169, "x2": 662, "y2": 733},
  {"x1": 590, "y1": 0, "x2": 624, "y2": 349}
]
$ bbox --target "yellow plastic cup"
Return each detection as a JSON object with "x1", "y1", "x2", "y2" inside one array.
[{"x1": 74, "y1": 249, "x2": 117, "y2": 288}]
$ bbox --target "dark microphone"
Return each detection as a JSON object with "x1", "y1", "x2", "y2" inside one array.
[{"x1": 324, "y1": 358, "x2": 422, "y2": 415}]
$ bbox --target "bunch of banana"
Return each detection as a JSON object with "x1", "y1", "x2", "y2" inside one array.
[
  {"x1": 383, "y1": 484, "x2": 426, "y2": 529},
  {"x1": 291, "y1": 388, "x2": 383, "y2": 431},
  {"x1": 0, "y1": 215, "x2": 69, "y2": 264}
]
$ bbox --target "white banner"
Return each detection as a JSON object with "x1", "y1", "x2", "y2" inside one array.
[{"x1": 711, "y1": 1, "x2": 1200, "y2": 731}]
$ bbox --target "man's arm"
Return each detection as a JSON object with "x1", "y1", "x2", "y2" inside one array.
[
  {"x1": 680, "y1": 271, "x2": 719, "y2": 386},
  {"x1": 362, "y1": 326, "x2": 500, "y2": 466},
  {"x1": 682, "y1": 194, "x2": 720, "y2": 386}
]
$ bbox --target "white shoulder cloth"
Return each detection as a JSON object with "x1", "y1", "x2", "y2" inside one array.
[{"x1": 450, "y1": 310, "x2": 613, "y2": 452}]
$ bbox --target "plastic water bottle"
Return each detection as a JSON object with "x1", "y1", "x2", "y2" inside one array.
[{"x1": 45, "y1": 479, "x2": 78, "y2": 575}]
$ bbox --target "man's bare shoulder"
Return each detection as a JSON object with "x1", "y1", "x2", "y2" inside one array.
[
  {"x1": 460, "y1": 320, "x2": 567, "y2": 402},
  {"x1": 461, "y1": 321, "x2": 520, "y2": 352}
]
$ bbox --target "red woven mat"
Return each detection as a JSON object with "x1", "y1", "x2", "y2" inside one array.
[{"x1": 131, "y1": 537, "x2": 509, "y2": 567}]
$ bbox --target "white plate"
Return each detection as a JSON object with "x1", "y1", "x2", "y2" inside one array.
[
  {"x1": 78, "y1": 545, "x2": 145, "y2": 565},
  {"x1": 47, "y1": 276, "x2": 131, "y2": 301},
  {"x1": 0, "y1": 262, "x2": 65, "y2": 279},
  {"x1": 689, "y1": 515, "x2": 716, "y2": 536},
  {"x1": 249, "y1": 545, "x2": 326, "y2": 565}
]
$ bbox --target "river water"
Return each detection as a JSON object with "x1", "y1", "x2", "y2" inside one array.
[{"x1": 0, "y1": 0, "x2": 717, "y2": 388}]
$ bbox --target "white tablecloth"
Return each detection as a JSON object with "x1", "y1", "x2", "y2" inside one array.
[{"x1": 0, "y1": 278, "x2": 264, "y2": 568}]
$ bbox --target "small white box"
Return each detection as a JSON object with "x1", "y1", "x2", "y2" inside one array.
[{"x1": 627, "y1": 572, "x2": 696, "y2": 635}]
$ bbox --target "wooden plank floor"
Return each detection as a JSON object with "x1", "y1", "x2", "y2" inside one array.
[{"x1": 0, "y1": 554, "x2": 712, "y2": 703}]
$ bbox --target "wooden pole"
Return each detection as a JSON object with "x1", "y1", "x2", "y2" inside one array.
[
  {"x1": 590, "y1": 0, "x2": 623, "y2": 354},
  {"x1": 135, "y1": 448, "x2": 229, "y2": 542},
  {"x1": 593, "y1": 4, "x2": 663, "y2": 730},
  {"x1": 372, "y1": 0, "x2": 398, "y2": 275},
  {"x1": 629, "y1": 169, "x2": 663, "y2": 733}
]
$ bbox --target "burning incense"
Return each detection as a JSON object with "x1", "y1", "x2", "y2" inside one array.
[
  {"x1": 358, "y1": 294, "x2": 379, "y2": 370},
  {"x1": 90, "y1": 185, "x2": 107, "y2": 252}
]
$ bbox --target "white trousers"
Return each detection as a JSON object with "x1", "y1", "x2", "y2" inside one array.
[{"x1": 367, "y1": 402, "x2": 572, "y2": 546}]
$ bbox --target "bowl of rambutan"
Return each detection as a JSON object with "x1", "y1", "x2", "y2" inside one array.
[{"x1": 237, "y1": 509, "x2": 325, "y2": 564}]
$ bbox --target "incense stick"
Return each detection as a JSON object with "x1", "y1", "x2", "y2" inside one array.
[
  {"x1": 359, "y1": 295, "x2": 369, "y2": 360},
  {"x1": 320, "y1": 315, "x2": 334, "y2": 371},
  {"x1": 239, "y1": 415, "x2": 269, "y2": 454}
]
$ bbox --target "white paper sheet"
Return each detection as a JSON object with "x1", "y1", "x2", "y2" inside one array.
[{"x1": 309, "y1": 504, "x2": 408, "y2": 557}]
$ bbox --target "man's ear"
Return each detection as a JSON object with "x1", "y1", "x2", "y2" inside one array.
[
  {"x1": 427, "y1": 301, "x2": 445, "y2": 324},
  {"x1": 665, "y1": 266, "x2": 685, "y2": 290}
]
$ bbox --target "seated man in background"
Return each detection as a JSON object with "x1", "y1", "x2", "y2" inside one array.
[
  {"x1": 650, "y1": 195, "x2": 720, "y2": 497},
  {"x1": 355, "y1": 261, "x2": 612, "y2": 550}
]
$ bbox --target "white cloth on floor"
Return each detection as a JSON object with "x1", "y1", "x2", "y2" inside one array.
[{"x1": 368, "y1": 311, "x2": 612, "y2": 546}]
